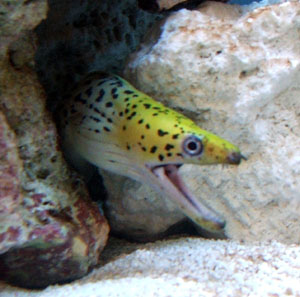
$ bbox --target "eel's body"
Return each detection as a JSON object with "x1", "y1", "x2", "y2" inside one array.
[{"x1": 59, "y1": 72, "x2": 245, "y2": 233}]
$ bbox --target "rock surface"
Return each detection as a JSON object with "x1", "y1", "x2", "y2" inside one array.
[
  {"x1": 1, "y1": 237, "x2": 300, "y2": 296},
  {"x1": 101, "y1": 0, "x2": 300, "y2": 242},
  {"x1": 138, "y1": 0, "x2": 229, "y2": 12},
  {"x1": 101, "y1": 170, "x2": 187, "y2": 241},
  {"x1": 35, "y1": 0, "x2": 162, "y2": 110},
  {"x1": 0, "y1": 0, "x2": 109, "y2": 288}
]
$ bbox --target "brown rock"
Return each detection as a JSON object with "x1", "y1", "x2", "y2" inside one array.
[{"x1": 0, "y1": 0, "x2": 109, "y2": 288}]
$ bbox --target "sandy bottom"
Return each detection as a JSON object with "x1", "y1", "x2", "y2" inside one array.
[{"x1": 1, "y1": 237, "x2": 300, "y2": 296}]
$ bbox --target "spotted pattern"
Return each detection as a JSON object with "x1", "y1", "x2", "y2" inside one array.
[{"x1": 61, "y1": 72, "x2": 242, "y2": 168}]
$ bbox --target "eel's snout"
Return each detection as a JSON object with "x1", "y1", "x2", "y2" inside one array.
[{"x1": 227, "y1": 152, "x2": 247, "y2": 165}]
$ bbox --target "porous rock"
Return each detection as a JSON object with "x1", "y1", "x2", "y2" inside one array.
[
  {"x1": 35, "y1": 0, "x2": 162, "y2": 110},
  {"x1": 1, "y1": 237, "x2": 300, "y2": 296},
  {"x1": 101, "y1": 170, "x2": 187, "y2": 242},
  {"x1": 102, "y1": 1, "x2": 300, "y2": 243},
  {"x1": 0, "y1": 0, "x2": 109, "y2": 288}
]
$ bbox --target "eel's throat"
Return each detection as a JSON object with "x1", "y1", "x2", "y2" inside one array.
[{"x1": 150, "y1": 164, "x2": 225, "y2": 233}]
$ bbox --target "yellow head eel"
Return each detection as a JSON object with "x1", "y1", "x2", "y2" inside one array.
[{"x1": 59, "y1": 72, "x2": 246, "y2": 233}]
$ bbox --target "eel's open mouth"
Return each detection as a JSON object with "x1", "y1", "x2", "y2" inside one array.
[{"x1": 149, "y1": 164, "x2": 225, "y2": 233}]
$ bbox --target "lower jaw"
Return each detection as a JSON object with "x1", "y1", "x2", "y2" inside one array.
[{"x1": 150, "y1": 164, "x2": 226, "y2": 233}]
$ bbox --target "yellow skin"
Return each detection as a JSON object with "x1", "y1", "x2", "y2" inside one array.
[{"x1": 60, "y1": 72, "x2": 245, "y2": 233}]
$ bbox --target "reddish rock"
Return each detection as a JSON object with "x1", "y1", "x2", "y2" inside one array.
[{"x1": 0, "y1": 0, "x2": 109, "y2": 288}]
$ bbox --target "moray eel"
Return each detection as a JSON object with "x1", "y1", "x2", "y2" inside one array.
[{"x1": 59, "y1": 72, "x2": 245, "y2": 233}]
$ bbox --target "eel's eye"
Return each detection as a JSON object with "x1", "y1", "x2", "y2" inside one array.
[{"x1": 182, "y1": 136, "x2": 203, "y2": 156}]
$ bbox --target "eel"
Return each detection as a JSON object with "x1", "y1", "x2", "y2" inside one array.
[{"x1": 59, "y1": 72, "x2": 246, "y2": 233}]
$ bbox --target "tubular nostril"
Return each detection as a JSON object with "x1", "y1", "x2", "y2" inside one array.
[{"x1": 228, "y1": 152, "x2": 246, "y2": 164}]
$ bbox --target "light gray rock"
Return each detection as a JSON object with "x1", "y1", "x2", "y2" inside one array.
[
  {"x1": 101, "y1": 170, "x2": 187, "y2": 241},
  {"x1": 102, "y1": 0, "x2": 300, "y2": 243},
  {"x1": 2, "y1": 237, "x2": 300, "y2": 296}
]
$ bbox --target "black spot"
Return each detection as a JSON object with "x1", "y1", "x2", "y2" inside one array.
[
  {"x1": 85, "y1": 87, "x2": 92, "y2": 97},
  {"x1": 142, "y1": 147, "x2": 147, "y2": 152},
  {"x1": 105, "y1": 102, "x2": 113, "y2": 108},
  {"x1": 145, "y1": 124, "x2": 150, "y2": 129},
  {"x1": 90, "y1": 116, "x2": 101, "y2": 123},
  {"x1": 133, "y1": 94, "x2": 138, "y2": 97},
  {"x1": 172, "y1": 134, "x2": 180, "y2": 139},
  {"x1": 110, "y1": 81, "x2": 123, "y2": 87},
  {"x1": 109, "y1": 160, "x2": 116, "y2": 163},
  {"x1": 126, "y1": 144, "x2": 131, "y2": 150},
  {"x1": 97, "y1": 79, "x2": 110, "y2": 86},
  {"x1": 165, "y1": 144, "x2": 174, "y2": 151},
  {"x1": 150, "y1": 146, "x2": 157, "y2": 153},
  {"x1": 96, "y1": 89, "x2": 105, "y2": 102},
  {"x1": 138, "y1": 119, "x2": 144, "y2": 124},
  {"x1": 132, "y1": 104, "x2": 137, "y2": 109},
  {"x1": 127, "y1": 111, "x2": 137, "y2": 120},
  {"x1": 119, "y1": 112, "x2": 124, "y2": 117},
  {"x1": 125, "y1": 109, "x2": 129, "y2": 114},
  {"x1": 104, "y1": 127, "x2": 110, "y2": 132},
  {"x1": 144, "y1": 103, "x2": 151, "y2": 109},
  {"x1": 107, "y1": 118, "x2": 113, "y2": 123},
  {"x1": 152, "y1": 113, "x2": 158, "y2": 116},
  {"x1": 124, "y1": 90, "x2": 134, "y2": 94},
  {"x1": 158, "y1": 129, "x2": 169, "y2": 137},
  {"x1": 112, "y1": 93, "x2": 118, "y2": 99},
  {"x1": 123, "y1": 125, "x2": 126, "y2": 131},
  {"x1": 153, "y1": 106, "x2": 161, "y2": 110},
  {"x1": 94, "y1": 107, "x2": 101, "y2": 114},
  {"x1": 176, "y1": 153, "x2": 183, "y2": 157},
  {"x1": 167, "y1": 153, "x2": 172, "y2": 157},
  {"x1": 89, "y1": 104, "x2": 93, "y2": 109},
  {"x1": 94, "y1": 129, "x2": 100, "y2": 133},
  {"x1": 158, "y1": 154, "x2": 164, "y2": 161},
  {"x1": 125, "y1": 98, "x2": 130, "y2": 102},
  {"x1": 141, "y1": 135, "x2": 145, "y2": 139},
  {"x1": 111, "y1": 87, "x2": 117, "y2": 94}
]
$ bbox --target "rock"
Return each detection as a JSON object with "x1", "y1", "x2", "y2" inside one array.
[
  {"x1": 35, "y1": 0, "x2": 162, "y2": 109},
  {"x1": 138, "y1": 0, "x2": 229, "y2": 12},
  {"x1": 101, "y1": 170, "x2": 187, "y2": 242},
  {"x1": 1, "y1": 237, "x2": 300, "y2": 296},
  {"x1": 0, "y1": 0, "x2": 109, "y2": 288},
  {"x1": 0, "y1": 112, "x2": 24, "y2": 254},
  {"x1": 101, "y1": 0, "x2": 300, "y2": 243}
]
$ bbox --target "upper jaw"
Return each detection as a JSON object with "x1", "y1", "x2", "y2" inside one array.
[
  {"x1": 227, "y1": 152, "x2": 247, "y2": 164},
  {"x1": 147, "y1": 163, "x2": 226, "y2": 233}
]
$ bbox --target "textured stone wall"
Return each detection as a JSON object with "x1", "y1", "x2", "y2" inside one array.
[{"x1": 103, "y1": 0, "x2": 300, "y2": 243}]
